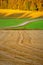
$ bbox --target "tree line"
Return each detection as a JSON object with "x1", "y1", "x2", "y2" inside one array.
[{"x1": 0, "y1": 0, "x2": 43, "y2": 11}]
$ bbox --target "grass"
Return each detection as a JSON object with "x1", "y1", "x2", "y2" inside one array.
[
  {"x1": 0, "y1": 18, "x2": 43, "y2": 29},
  {"x1": 0, "y1": 9, "x2": 43, "y2": 29},
  {"x1": 0, "y1": 18, "x2": 30, "y2": 28},
  {"x1": 16, "y1": 20, "x2": 43, "y2": 29}
]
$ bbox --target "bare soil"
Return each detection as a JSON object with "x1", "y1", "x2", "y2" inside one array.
[{"x1": 0, "y1": 30, "x2": 43, "y2": 65}]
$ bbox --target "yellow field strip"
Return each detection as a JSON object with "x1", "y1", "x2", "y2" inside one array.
[{"x1": 0, "y1": 9, "x2": 43, "y2": 18}]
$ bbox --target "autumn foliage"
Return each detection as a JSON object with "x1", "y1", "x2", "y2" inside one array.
[{"x1": 0, "y1": 0, "x2": 43, "y2": 11}]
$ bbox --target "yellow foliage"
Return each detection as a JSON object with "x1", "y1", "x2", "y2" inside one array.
[
  {"x1": 0, "y1": 0, "x2": 43, "y2": 11},
  {"x1": 0, "y1": 9, "x2": 43, "y2": 18}
]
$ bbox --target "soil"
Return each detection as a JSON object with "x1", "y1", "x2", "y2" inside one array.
[{"x1": 0, "y1": 30, "x2": 43, "y2": 65}]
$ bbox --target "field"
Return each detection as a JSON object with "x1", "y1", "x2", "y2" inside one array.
[
  {"x1": 0, "y1": 9, "x2": 43, "y2": 29},
  {"x1": 0, "y1": 9, "x2": 43, "y2": 65},
  {"x1": 0, "y1": 18, "x2": 43, "y2": 29},
  {"x1": 0, "y1": 30, "x2": 43, "y2": 65}
]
